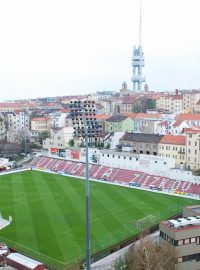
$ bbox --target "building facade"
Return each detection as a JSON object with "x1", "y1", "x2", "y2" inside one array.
[
  {"x1": 158, "y1": 135, "x2": 186, "y2": 167},
  {"x1": 160, "y1": 211, "x2": 200, "y2": 270},
  {"x1": 118, "y1": 132, "x2": 162, "y2": 155},
  {"x1": 31, "y1": 117, "x2": 50, "y2": 133},
  {"x1": 185, "y1": 130, "x2": 200, "y2": 171},
  {"x1": 105, "y1": 115, "x2": 134, "y2": 133},
  {"x1": 182, "y1": 90, "x2": 200, "y2": 113}
]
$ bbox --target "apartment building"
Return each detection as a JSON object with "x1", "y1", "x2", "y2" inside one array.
[
  {"x1": 134, "y1": 113, "x2": 162, "y2": 134},
  {"x1": 156, "y1": 92, "x2": 183, "y2": 113},
  {"x1": 43, "y1": 127, "x2": 74, "y2": 151},
  {"x1": 160, "y1": 212, "x2": 200, "y2": 270},
  {"x1": 49, "y1": 111, "x2": 68, "y2": 128},
  {"x1": 31, "y1": 117, "x2": 50, "y2": 133},
  {"x1": 105, "y1": 115, "x2": 134, "y2": 133},
  {"x1": 176, "y1": 114, "x2": 200, "y2": 127},
  {"x1": 185, "y1": 129, "x2": 200, "y2": 170},
  {"x1": 158, "y1": 135, "x2": 186, "y2": 167},
  {"x1": 182, "y1": 90, "x2": 200, "y2": 113},
  {"x1": 0, "y1": 115, "x2": 6, "y2": 140},
  {"x1": 118, "y1": 132, "x2": 162, "y2": 155}
]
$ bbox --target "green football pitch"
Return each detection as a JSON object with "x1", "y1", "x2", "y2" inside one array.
[{"x1": 0, "y1": 170, "x2": 199, "y2": 269}]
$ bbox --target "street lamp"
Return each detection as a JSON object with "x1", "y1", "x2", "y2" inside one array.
[{"x1": 70, "y1": 100, "x2": 101, "y2": 270}]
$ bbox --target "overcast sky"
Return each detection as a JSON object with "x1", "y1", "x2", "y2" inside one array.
[{"x1": 0, "y1": 0, "x2": 200, "y2": 101}]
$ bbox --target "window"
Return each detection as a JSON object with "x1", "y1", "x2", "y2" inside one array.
[
  {"x1": 197, "y1": 237, "x2": 200, "y2": 245},
  {"x1": 178, "y1": 240, "x2": 183, "y2": 245},
  {"x1": 195, "y1": 150, "x2": 197, "y2": 155},
  {"x1": 118, "y1": 156, "x2": 120, "y2": 159},
  {"x1": 177, "y1": 257, "x2": 183, "y2": 263},
  {"x1": 191, "y1": 238, "x2": 196, "y2": 243},
  {"x1": 112, "y1": 155, "x2": 115, "y2": 158},
  {"x1": 195, "y1": 141, "x2": 197, "y2": 146},
  {"x1": 107, "y1": 155, "x2": 109, "y2": 157},
  {"x1": 184, "y1": 239, "x2": 190, "y2": 244},
  {"x1": 124, "y1": 156, "x2": 126, "y2": 159},
  {"x1": 129, "y1": 157, "x2": 132, "y2": 160},
  {"x1": 188, "y1": 141, "x2": 191, "y2": 145}
]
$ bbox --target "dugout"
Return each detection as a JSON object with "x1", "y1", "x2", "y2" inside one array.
[{"x1": 6, "y1": 253, "x2": 44, "y2": 270}]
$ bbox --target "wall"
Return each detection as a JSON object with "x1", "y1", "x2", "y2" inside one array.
[{"x1": 99, "y1": 150, "x2": 200, "y2": 183}]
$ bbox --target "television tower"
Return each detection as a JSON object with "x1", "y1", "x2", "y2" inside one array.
[{"x1": 132, "y1": 1, "x2": 145, "y2": 92}]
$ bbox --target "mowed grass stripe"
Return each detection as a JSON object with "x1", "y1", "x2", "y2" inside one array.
[
  {"x1": 90, "y1": 185, "x2": 130, "y2": 249},
  {"x1": 0, "y1": 174, "x2": 17, "y2": 242},
  {"x1": 24, "y1": 172, "x2": 65, "y2": 267},
  {"x1": 37, "y1": 173, "x2": 84, "y2": 264},
  {"x1": 45, "y1": 174, "x2": 88, "y2": 262},
  {"x1": 8, "y1": 173, "x2": 37, "y2": 249},
  {"x1": 53, "y1": 175, "x2": 97, "y2": 263},
  {"x1": 15, "y1": 173, "x2": 40, "y2": 250}
]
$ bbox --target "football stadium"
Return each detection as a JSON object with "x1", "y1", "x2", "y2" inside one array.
[{"x1": 0, "y1": 157, "x2": 199, "y2": 269}]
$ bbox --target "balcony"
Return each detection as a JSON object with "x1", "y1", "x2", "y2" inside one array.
[{"x1": 178, "y1": 151, "x2": 186, "y2": 154}]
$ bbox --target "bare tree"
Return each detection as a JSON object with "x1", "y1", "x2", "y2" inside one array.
[
  {"x1": 127, "y1": 237, "x2": 176, "y2": 270},
  {"x1": 115, "y1": 235, "x2": 176, "y2": 270}
]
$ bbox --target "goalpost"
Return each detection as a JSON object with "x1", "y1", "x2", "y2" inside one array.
[{"x1": 136, "y1": 215, "x2": 158, "y2": 231}]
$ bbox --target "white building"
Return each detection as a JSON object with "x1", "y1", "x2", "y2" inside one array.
[
  {"x1": 43, "y1": 127, "x2": 74, "y2": 153},
  {"x1": 155, "y1": 120, "x2": 189, "y2": 135},
  {"x1": 99, "y1": 150, "x2": 175, "y2": 173},
  {"x1": 49, "y1": 111, "x2": 68, "y2": 128}
]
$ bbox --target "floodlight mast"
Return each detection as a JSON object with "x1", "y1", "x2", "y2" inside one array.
[{"x1": 70, "y1": 100, "x2": 100, "y2": 270}]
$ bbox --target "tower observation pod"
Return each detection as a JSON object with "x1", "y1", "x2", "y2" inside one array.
[{"x1": 132, "y1": 1, "x2": 146, "y2": 92}]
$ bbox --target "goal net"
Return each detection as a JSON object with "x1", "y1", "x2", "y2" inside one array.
[{"x1": 136, "y1": 215, "x2": 157, "y2": 230}]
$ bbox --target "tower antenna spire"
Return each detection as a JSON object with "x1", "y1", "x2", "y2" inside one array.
[
  {"x1": 131, "y1": 0, "x2": 146, "y2": 92},
  {"x1": 139, "y1": 0, "x2": 142, "y2": 47}
]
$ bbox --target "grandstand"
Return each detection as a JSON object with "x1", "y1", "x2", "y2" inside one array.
[{"x1": 30, "y1": 156, "x2": 200, "y2": 196}]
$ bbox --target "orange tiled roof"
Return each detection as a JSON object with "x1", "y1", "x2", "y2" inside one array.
[
  {"x1": 122, "y1": 113, "x2": 138, "y2": 119},
  {"x1": 0, "y1": 102, "x2": 25, "y2": 107},
  {"x1": 95, "y1": 114, "x2": 111, "y2": 120},
  {"x1": 136, "y1": 113, "x2": 162, "y2": 119},
  {"x1": 159, "y1": 135, "x2": 186, "y2": 145},
  {"x1": 176, "y1": 114, "x2": 200, "y2": 121},
  {"x1": 31, "y1": 117, "x2": 49, "y2": 121},
  {"x1": 172, "y1": 120, "x2": 184, "y2": 127}
]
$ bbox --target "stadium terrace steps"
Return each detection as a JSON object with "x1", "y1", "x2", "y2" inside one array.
[{"x1": 31, "y1": 156, "x2": 200, "y2": 195}]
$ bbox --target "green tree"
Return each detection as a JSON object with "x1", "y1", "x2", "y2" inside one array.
[{"x1": 68, "y1": 139, "x2": 74, "y2": 147}]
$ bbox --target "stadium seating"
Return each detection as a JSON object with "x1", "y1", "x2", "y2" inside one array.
[{"x1": 31, "y1": 156, "x2": 200, "y2": 196}]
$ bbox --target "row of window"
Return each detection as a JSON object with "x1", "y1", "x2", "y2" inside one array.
[
  {"x1": 159, "y1": 145, "x2": 184, "y2": 151},
  {"x1": 188, "y1": 149, "x2": 198, "y2": 154},
  {"x1": 101, "y1": 154, "x2": 167, "y2": 164},
  {"x1": 102, "y1": 154, "x2": 137, "y2": 161},
  {"x1": 160, "y1": 231, "x2": 200, "y2": 246},
  {"x1": 188, "y1": 140, "x2": 198, "y2": 146},
  {"x1": 188, "y1": 157, "x2": 198, "y2": 162},
  {"x1": 178, "y1": 253, "x2": 200, "y2": 263}
]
